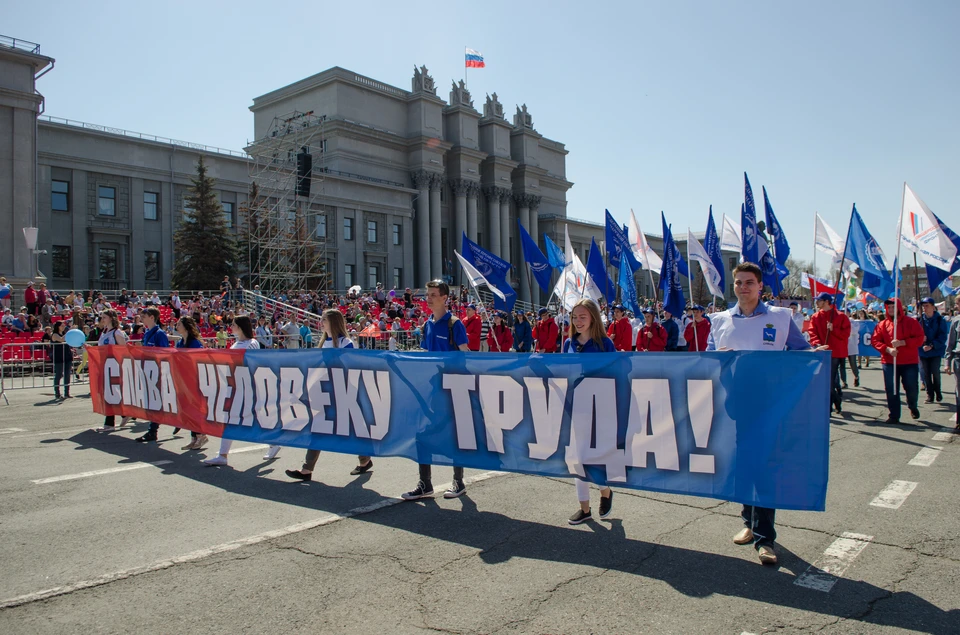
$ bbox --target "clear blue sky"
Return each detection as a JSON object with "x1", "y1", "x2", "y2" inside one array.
[{"x1": 7, "y1": 0, "x2": 959, "y2": 272}]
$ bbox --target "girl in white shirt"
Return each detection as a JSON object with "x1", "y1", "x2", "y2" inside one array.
[
  {"x1": 93, "y1": 310, "x2": 134, "y2": 432},
  {"x1": 285, "y1": 309, "x2": 373, "y2": 481},
  {"x1": 202, "y1": 315, "x2": 282, "y2": 465}
]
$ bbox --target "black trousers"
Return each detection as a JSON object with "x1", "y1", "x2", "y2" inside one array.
[
  {"x1": 419, "y1": 464, "x2": 464, "y2": 485},
  {"x1": 919, "y1": 357, "x2": 943, "y2": 400},
  {"x1": 830, "y1": 358, "x2": 844, "y2": 410},
  {"x1": 741, "y1": 505, "x2": 776, "y2": 548}
]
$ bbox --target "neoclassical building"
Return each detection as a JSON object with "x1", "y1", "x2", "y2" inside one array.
[{"x1": 1, "y1": 36, "x2": 736, "y2": 305}]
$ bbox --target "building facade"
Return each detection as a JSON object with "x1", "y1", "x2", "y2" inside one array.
[{"x1": 2, "y1": 38, "x2": 735, "y2": 305}]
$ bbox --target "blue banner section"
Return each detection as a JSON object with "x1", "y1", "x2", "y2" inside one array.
[
  {"x1": 216, "y1": 349, "x2": 831, "y2": 511},
  {"x1": 853, "y1": 320, "x2": 880, "y2": 357}
]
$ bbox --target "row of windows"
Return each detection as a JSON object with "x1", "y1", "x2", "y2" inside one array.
[
  {"x1": 316, "y1": 217, "x2": 403, "y2": 245},
  {"x1": 52, "y1": 180, "x2": 235, "y2": 226},
  {"x1": 51, "y1": 246, "x2": 161, "y2": 281},
  {"x1": 341, "y1": 264, "x2": 403, "y2": 290}
]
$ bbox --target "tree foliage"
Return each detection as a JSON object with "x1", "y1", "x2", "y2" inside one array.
[{"x1": 171, "y1": 157, "x2": 238, "y2": 290}]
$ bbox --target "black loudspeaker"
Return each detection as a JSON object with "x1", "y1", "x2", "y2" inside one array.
[{"x1": 296, "y1": 151, "x2": 312, "y2": 198}]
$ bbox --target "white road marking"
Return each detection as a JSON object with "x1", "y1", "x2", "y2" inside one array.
[
  {"x1": 907, "y1": 446, "x2": 942, "y2": 467},
  {"x1": 32, "y1": 460, "x2": 174, "y2": 484},
  {"x1": 794, "y1": 532, "x2": 873, "y2": 592},
  {"x1": 870, "y1": 480, "x2": 918, "y2": 509},
  {"x1": 1, "y1": 470, "x2": 507, "y2": 609},
  {"x1": 932, "y1": 431, "x2": 957, "y2": 442},
  {"x1": 0, "y1": 428, "x2": 26, "y2": 434}
]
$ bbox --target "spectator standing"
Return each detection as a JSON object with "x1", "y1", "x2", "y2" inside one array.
[
  {"x1": 0, "y1": 277, "x2": 11, "y2": 311},
  {"x1": 513, "y1": 312, "x2": 532, "y2": 352},
  {"x1": 606, "y1": 305, "x2": 634, "y2": 351},
  {"x1": 636, "y1": 309, "x2": 667, "y2": 352},
  {"x1": 533, "y1": 308, "x2": 559, "y2": 353},
  {"x1": 918, "y1": 297, "x2": 949, "y2": 404},
  {"x1": 24, "y1": 281, "x2": 37, "y2": 316},
  {"x1": 462, "y1": 304, "x2": 482, "y2": 352}
]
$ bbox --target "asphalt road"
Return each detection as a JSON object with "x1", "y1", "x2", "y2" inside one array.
[{"x1": 0, "y1": 364, "x2": 957, "y2": 634}]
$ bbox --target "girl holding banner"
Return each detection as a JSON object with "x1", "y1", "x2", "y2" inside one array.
[
  {"x1": 562, "y1": 298, "x2": 616, "y2": 525},
  {"x1": 176, "y1": 317, "x2": 208, "y2": 451},
  {"x1": 93, "y1": 310, "x2": 132, "y2": 432},
  {"x1": 202, "y1": 316, "x2": 281, "y2": 466},
  {"x1": 285, "y1": 309, "x2": 373, "y2": 481}
]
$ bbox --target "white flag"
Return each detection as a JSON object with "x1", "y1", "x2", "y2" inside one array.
[
  {"x1": 899, "y1": 183, "x2": 957, "y2": 271},
  {"x1": 814, "y1": 213, "x2": 845, "y2": 267},
  {"x1": 455, "y1": 250, "x2": 506, "y2": 302},
  {"x1": 686, "y1": 230, "x2": 724, "y2": 298},
  {"x1": 628, "y1": 209, "x2": 663, "y2": 272},
  {"x1": 553, "y1": 226, "x2": 602, "y2": 310},
  {"x1": 719, "y1": 214, "x2": 742, "y2": 254}
]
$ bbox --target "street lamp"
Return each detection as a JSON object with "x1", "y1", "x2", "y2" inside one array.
[{"x1": 22, "y1": 227, "x2": 46, "y2": 280}]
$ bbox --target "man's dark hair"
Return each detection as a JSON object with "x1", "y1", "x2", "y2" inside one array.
[
  {"x1": 142, "y1": 307, "x2": 162, "y2": 325},
  {"x1": 425, "y1": 279, "x2": 450, "y2": 298},
  {"x1": 732, "y1": 262, "x2": 763, "y2": 284}
]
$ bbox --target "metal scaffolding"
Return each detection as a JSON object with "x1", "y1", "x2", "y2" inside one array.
[{"x1": 243, "y1": 110, "x2": 330, "y2": 293}]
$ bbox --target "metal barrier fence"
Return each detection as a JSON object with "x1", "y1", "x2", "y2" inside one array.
[{"x1": 0, "y1": 343, "x2": 89, "y2": 404}]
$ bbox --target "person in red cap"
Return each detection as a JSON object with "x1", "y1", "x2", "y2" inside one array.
[
  {"x1": 606, "y1": 305, "x2": 634, "y2": 351},
  {"x1": 683, "y1": 305, "x2": 711, "y2": 352},
  {"x1": 872, "y1": 298, "x2": 925, "y2": 423},
  {"x1": 533, "y1": 307, "x2": 559, "y2": 353},
  {"x1": 808, "y1": 292, "x2": 852, "y2": 415},
  {"x1": 636, "y1": 309, "x2": 667, "y2": 352},
  {"x1": 462, "y1": 304, "x2": 482, "y2": 351}
]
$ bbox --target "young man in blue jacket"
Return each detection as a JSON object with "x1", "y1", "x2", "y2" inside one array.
[
  {"x1": 135, "y1": 307, "x2": 170, "y2": 443},
  {"x1": 919, "y1": 297, "x2": 949, "y2": 404}
]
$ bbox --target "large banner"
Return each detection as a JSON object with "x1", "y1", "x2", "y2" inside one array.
[
  {"x1": 87, "y1": 347, "x2": 831, "y2": 511},
  {"x1": 852, "y1": 320, "x2": 880, "y2": 357}
]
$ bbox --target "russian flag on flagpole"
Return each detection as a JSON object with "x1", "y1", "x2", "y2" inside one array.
[{"x1": 465, "y1": 48, "x2": 485, "y2": 68}]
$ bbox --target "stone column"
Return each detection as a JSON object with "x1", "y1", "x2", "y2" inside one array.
[
  {"x1": 429, "y1": 174, "x2": 443, "y2": 280},
  {"x1": 528, "y1": 196, "x2": 541, "y2": 305},
  {"x1": 515, "y1": 194, "x2": 532, "y2": 304},
  {"x1": 466, "y1": 182, "x2": 480, "y2": 245},
  {"x1": 499, "y1": 192, "x2": 510, "y2": 264},
  {"x1": 451, "y1": 179, "x2": 469, "y2": 255},
  {"x1": 483, "y1": 186, "x2": 501, "y2": 255},
  {"x1": 412, "y1": 170, "x2": 431, "y2": 284}
]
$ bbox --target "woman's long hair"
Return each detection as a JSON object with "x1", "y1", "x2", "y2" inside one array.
[
  {"x1": 321, "y1": 309, "x2": 348, "y2": 347},
  {"x1": 178, "y1": 316, "x2": 201, "y2": 344},
  {"x1": 568, "y1": 299, "x2": 606, "y2": 348},
  {"x1": 101, "y1": 309, "x2": 120, "y2": 330},
  {"x1": 233, "y1": 315, "x2": 255, "y2": 340}
]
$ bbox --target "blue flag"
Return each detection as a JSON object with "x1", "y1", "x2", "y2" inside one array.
[
  {"x1": 605, "y1": 209, "x2": 641, "y2": 272},
  {"x1": 742, "y1": 174, "x2": 760, "y2": 264},
  {"x1": 763, "y1": 186, "x2": 790, "y2": 265},
  {"x1": 659, "y1": 221, "x2": 689, "y2": 289},
  {"x1": 704, "y1": 206, "x2": 725, "y2": 292},
  {"x1": 844, "y1": 205, "x2": 895, "y2": 300},
  {"x1": 659, "y1": 212, "x2": 686, "y2": 317},
  {"x1": 518, "y1": 221, "x2": 553, "y2": 293},
  {"x1": 924, "y1": 211, "x2": 960, "y2": 292},
  {"x1": 760, "y1": 244, "x2": 783, "y2": 296},
  {"x1": 618, "y1": 254, "x2": 641, "y2": 316},
  {"x1": 544, "y1": 233, "x2": 566, "y2": 270},
  {"x1": 587, "y1": 237, "x2": 614, "y2": 302},
  {"x1": 461, "y1": 232, "x2": 517, "y2": 311}
]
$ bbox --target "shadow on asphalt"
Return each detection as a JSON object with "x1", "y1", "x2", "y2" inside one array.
[{"x1": 68, "y1": 428, "x2": 959, "y2": 635}]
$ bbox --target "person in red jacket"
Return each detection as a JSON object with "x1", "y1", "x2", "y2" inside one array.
[
  {"x1": 487, "y1": 311, "x2": 514, "y2": 352},
  {"x1": 683, "y1": 305, "x2": 711, "y2": 352},
  {"x1": 24, "y1": 281, "x2": 38, "y2": 316},
  {"x1": 462, "y1": 304, "x2": 482, "y2": 351},
  {"x1": 636, "y1": 309, "x2": 667, "y2": 352},
  {"x1": 872, "y1": 298, "x2": 925, "y2": 423},
  {"x1": 533, "y1": 307, "x2": 559, "y2": 353},
  {"x1": 606, "y1": 305, "x2": 634, "y2": 351},
  {"x1": 808, "y1": 292, "x2": 852, "y2": 415}
]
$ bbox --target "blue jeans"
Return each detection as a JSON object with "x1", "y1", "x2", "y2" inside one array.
[
  {"x1": 53, "y1": 362, "x2": 70, "y2": 396},
  {"x1": 830, "y1": 358, "x2": 844, "y2": 411},
  {"x1": 881, "y1": 363, "x2": 919, "y2": 421},
  {"x1": 741, "y1": 505, "x2": 776, "y2": 548}
]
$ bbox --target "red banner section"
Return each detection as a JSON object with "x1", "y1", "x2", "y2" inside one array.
[{"x1": 88, "y1": 345, "x2": 234, "y2": 437}]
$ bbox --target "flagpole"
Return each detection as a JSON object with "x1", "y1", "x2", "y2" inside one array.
[
  {"x1": 685, "y1": 230, "x2": 698, "y2": 352},
  {"x1": 464, "y1": 46, "x2": 468, "y2": 90},
  {"x1": 834, "y1": 207, "x2": 855, "y2": 304},
  {"x1": 812, "y1": 213, "x2": 818, "y2": 296},
  {"x1": 892, "y1": 183, "x2": 907, "y2": 374},
  {"x1": 912, "y1": 253, "x2": 920, "y2": 307}
]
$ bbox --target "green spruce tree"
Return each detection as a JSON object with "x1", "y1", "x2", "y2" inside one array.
[{"x1": 171, "y1": 156, "x2": 238, "y2": 289}]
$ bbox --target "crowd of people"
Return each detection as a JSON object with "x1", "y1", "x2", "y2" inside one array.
[{"x1": 4, "y1": 266, "x2": 959, "y2": 566}]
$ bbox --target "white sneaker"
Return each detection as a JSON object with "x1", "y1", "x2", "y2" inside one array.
[
  {"x1": 263, "y1": 445, "x2": 281, "y2": 460},
  {"x1": 202, "y1": 455, "x2": 228, "y2": 466},
  {"x1": 92, "y1": 426, "x2": 117, "y2": 433}
]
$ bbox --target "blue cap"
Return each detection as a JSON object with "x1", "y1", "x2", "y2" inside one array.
[
  {"x1": 538, "y1": 308, "x2": 549, "y2": 315},
  {"x1": 642, "y1": 308, "x2": 655, "y2": 315},
  {"x1": 815, "y1": 292, "x2": 834, "y2": 303},
  {"x1": 692, "y1": 304, "x2": 705, "y2": 311},
  {"x1": 612, "y1": 304, "x2": 625, "y2": 312},
  {"x1": 466, "y1": 303, "x2": 476, "y2": 310},
  {"x1": 921, "y1": 296, "x2": 935, "y2": 305}
]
